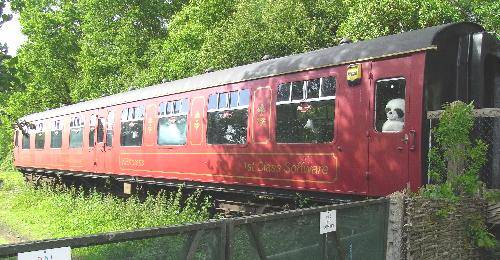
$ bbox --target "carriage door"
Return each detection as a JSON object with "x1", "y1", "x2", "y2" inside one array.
[
  {"x1": 13, "y1": 129, "x2": 19, "y2": 164},
  {"x1": 86, "y1": 113, "x2": 98, "y2": 172},
  {"x1": 368, "y1": 58, "x2": 414, "y2": 195},
  {"x1": 95, "y1": 109, "x2": 115, "y2": 173}
]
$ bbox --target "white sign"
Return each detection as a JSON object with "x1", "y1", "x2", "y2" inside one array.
[
  {"x1": 18, "y1": 246, "x2": 71, "y2": 260},
  {"x1": 320, "y1": 210, "x2": 337, "y2": 234}
]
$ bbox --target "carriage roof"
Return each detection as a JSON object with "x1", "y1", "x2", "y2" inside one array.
[{"x1": 21, "y1": 22, "x2": 484, "y2": 122}]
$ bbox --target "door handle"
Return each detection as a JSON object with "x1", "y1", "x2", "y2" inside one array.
[
  {"x1": 401, "y1": 134, "x2": 409, "y2": 144},
  {"x1": 409, "y1": 130, "x2": 416, "y2": 151}
]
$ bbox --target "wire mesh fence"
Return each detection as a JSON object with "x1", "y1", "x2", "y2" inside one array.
[
  {"x1": 0, "y1": 198, "x2": 388, "y2": 260},
  {"x1": 427, "y1": 108, "x2": 500, "y2": 188}
]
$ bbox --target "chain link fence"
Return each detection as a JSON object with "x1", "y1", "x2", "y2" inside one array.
[{"x1": 0, "y1": 198, "x2": 388, "y2": 260}]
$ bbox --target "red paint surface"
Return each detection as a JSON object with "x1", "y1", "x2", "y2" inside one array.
[{"x1": 14, "y1": 53, "x2": 426, "y2": 196}]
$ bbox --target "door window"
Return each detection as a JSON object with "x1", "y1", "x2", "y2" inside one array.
[
  {"x1": 106, "y1": 111, "x2": 114, "y2": 147},
  {"x1": 14, "y1": 130, "x2": 19, "y2": 147},
  {"x1": 89, "y1": 115, "x2": 96, "y2": 147},
  {"x1": 374, "y1": 78, "x2": 406, "y2": 133},
  {"x1": 97, "y1": 118, "x2": 105, "y2": 143}
]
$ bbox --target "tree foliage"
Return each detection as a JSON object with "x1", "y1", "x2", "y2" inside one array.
[
  {"x1": 0, "y1": 0, "x2": 12, "y2": 27},
  {"x1": 74, "y1": 0, "x2": 187, "y2": 101},
  {"x1": 423, "y1": 101, "x2": 488, "y2": 197},
  {"x1": 0, "y1": 0, "x2": 498, "y2": 166}
]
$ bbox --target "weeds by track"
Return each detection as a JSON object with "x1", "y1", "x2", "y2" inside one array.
[{"x1": 0, "y1": 172, "x2": 212, "y2": 243}]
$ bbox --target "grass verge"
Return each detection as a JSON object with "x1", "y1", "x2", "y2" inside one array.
[
  {"x1": 0, "y1": 236, "x2": 8, "y2": 244},
  {"x1": 0, "y1": 172, "x2": 212, "y2": 243}
]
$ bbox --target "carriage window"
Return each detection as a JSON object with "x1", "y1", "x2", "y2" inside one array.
[
  {"x1": 207, "y1": 89, "x2": 249, "y2": 144},
  {"x1": 375, "y1": 78, "x2": 406, "y2": 132},
  {"x1": 307, "y1": 79, "x2": 320, "y2": 99},
  {"x1": 69, "y1": 115, "x2": 84, "y2": 148},
  {"x1": 158, "y1": 98, "x2": 189, "y2": 145},
  {"x1": 277, "y1": 83, "x2": 290, "y2": 102},
  {"x1": 276, "y1": 76, "x2": 336, "y2": 143},
  {"x1": 121, "y1": 106, "x2": 144, "y2": 146},
  {"x1": 291, "y1": 81, "x2": 305, "y2": 100},
  {"x1": 106, "y1": 111, "x2": 114, "y2": 147},
  {"x1": 89, "y1": 115, "x2": 96, "y2": 147},
  {"x1": 50, "y1": 120, "x2": 63, "y2": 148},
  {"x1": 35, "y1": 122, "x2": 45, "y2": 149},
  {"x1": 22, "y1": 126, "x2": 30, "y2": 149}
]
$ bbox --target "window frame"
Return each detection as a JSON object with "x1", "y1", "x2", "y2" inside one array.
[
  {"x1": 275, "y1": 75, "x2": 337, "y2": 144},
  {"x1": 157, "y1": 98, "x2": 189, "y2": 146},
  {"x1": 69, "y1": 115, "x2": 85, "y2": 149},
  {"x1": 373, "y1": 77, "x2": 407, "y2": 133},
  {"x1": 21, "y1": 125, "x2": 31, "y2": 150},
  {"x1": 34, "y1": 122, "x2": 45, "y2": 150},
  {"x1": 276, "y1": 77, "x2": 336, "y2": 106},
  {"x1": 14, "y1": 129, "x2": 19, "y2": 147},
  {"x1": 207, "y1": 89, "x2": 251, "y2": 145},
  {"x1": 120, "y1": 105, "x2": 145, "y2": 147},
  {"x1": 106, "y1": 111, "x2": 115, "y2": 147},
  {"x1": 50, "y1": 119, "x2": 63, "y2": 149},
  {"x1": 89, "y1": 114, "x2": 96, "y2": 148}
]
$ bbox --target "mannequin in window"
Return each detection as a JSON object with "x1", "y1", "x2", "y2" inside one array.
[{"x1": 382, "y1": 98, "x2": 405, "y2": 132}]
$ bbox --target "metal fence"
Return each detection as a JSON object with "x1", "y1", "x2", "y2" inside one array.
[
  {"x1": 0, "y1": 198, "x2": 388, "y2": 260},
  {"x1": 427, "y1": 108, "x2": 500, "y2": 188}
]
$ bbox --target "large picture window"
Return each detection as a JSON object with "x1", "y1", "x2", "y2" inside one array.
[
  {"x1": 69, "y1": 115, "x2": 84, "y2": 148},
  {"x1": 120, "y1": 106, "x2": 144, "y2": 146},
  {"x1": 276, "y1": 76, "x2": 336, "y2": 143},
  {"x1": 207, "y1": 89, "x2": 250, "y2": 144},
  {"x1": 158, "y1": 98, "x2": 189, "y2": 145},
  {"x1": 50, "y1": 120, "x2": 62, "y2": 148},
  {"x1": 35, "y1": 122, "x2": 45, "y2": 149}
]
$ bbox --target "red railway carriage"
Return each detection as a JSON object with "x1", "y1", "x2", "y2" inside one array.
[{"x1": 13, "y1": 23, "x2": 500, "y2": 199}]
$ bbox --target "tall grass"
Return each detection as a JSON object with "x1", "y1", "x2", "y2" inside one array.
[{"x1": 0, "y1": 172, "x2": 212, "y2": 242}]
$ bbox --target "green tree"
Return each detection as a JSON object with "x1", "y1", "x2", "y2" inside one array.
[
  {"x1": 10, "y1": 0, "x2": 80, "y2": 111},
  {"x1": 74, "y1": 0, "x2": 187, "y2": 101},
  {"x1": 145, "y1": 0, "x2": 237, "y2": 81},
  {"x1": 0, "y1": 0, "x2": 12, "y2": 27},
  {"x1": 0, "y1": 0, "x2": 14, "y2": 94},
  {"x1": 424, "y1": 101, "x2": 488, "y2": 197},
  {"x1": 199, "y1": 0, "x2": 346, "y2": 71},
  {"x1": 337, "y1": 0, "x2": 498, "y2": 41}
]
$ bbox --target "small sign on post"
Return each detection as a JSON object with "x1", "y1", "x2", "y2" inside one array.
[
  {"x1": 18, "y1": 246, "x2": 71, "y2": 260},
  {"x1": 320, "y1": 210, "x2": 337, "y2": 234}
]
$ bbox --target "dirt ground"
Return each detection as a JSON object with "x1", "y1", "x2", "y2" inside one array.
[{"x1": 0, "y1": 222, "x2": 28, "y2": 244}]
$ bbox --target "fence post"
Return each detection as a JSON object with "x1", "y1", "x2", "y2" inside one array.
[{"x1": 225, "y1": 219, "x2": 234, "y2": 260}]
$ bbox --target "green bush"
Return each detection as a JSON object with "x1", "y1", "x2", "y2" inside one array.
[
  {"x1": 0, "y1": 172, "x2": 212, "y2": 241},
  {"x1": 421, "y1": 101, "x2": 495, "y2": 249},
  {"x1": 423, "y1": 101, "x2": 488, "y2": 198}
]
